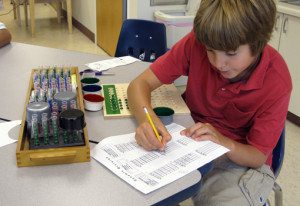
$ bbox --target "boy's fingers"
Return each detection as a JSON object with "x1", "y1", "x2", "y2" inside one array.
[
  {"x1": 193, "y1": 134, "x2": 211, "y2": 142},
  {"x1": 143, "y1": 123, "x2": 164, "y2": 149},
  {"x1": 136, "y1": 126, "x2": 158, "y2": 150},
  {"x1": 182, "y1": 123, "x2": 205, "y2": 137},
  {"x1": 160, "y1": 133, "x2": 171, "y2": 149},
  {"x1": 136, "y1": 122, "x2": 172, "y2": 151},
  {"x1": 191, "y1": 126, "x2": 210, "y2": 139}
]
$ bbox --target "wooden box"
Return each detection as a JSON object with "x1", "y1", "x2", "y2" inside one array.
[{"x1": 16, "y1": 67, "x2": 90, "y2": 167}]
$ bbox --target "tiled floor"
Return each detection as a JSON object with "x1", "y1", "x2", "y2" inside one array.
[{"x1": 1, "y1": 0, "x2": 299, "y2": 205}]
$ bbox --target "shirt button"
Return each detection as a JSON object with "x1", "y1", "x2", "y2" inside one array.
[{"x1": 221, "y1": 88, "x2": 226, "y2": 91}]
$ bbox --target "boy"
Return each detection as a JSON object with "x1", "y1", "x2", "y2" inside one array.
[
  {"x1": 0, "y1": 22, "x2": 12, "y2": 47},
  {"x1": 127, "y1": 0, "x2": 292, "y2": 205}
]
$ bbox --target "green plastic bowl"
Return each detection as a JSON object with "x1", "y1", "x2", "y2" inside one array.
[{"x1": 153, "y1": 107, "x2": 174, "y2": 125}]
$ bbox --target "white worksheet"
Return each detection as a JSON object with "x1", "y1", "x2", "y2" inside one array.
[
  {"x1": 91, "y1": 123, "x2": 229, "y2": 194},
  {"x1": 85, "y1": 56, "x2": 141, "y2": 71},
  {"x1": 0, "y1": 120, "x2": 21, "y2": 148}
]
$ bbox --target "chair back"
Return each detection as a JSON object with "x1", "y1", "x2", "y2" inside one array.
[
  {"x1": 115, "y1": 19, "x2": 167, "y2": 62},
  {"x1": 272, "y1": 128, "x2": 285, "y2": 178}
]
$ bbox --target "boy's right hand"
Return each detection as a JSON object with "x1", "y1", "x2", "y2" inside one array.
[{"x1": 135, "y1": 121, "x2": 171, "y2": 151}]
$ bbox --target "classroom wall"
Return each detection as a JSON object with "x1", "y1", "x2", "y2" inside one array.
[
  {"x1": 63, "y1": 0, "x2": 97, "y2": 36},
  {"x1": 71, "y1": 0, "x2": 96, "y2": 33},
  {"x1": 127, "y1": 0, "x2": 138, "y2": 19}
]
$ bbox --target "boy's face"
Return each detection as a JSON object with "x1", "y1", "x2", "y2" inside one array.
[{"x1": 206, "y1": 44, "x2": 257, "y2": 79}]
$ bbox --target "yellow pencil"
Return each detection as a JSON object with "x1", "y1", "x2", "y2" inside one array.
[{"x1": 143, "y1": 107, "x2": 161, "y2": 142}]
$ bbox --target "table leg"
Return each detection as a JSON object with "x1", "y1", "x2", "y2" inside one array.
[
  {"x1": 24, "y1": 0, "x2": 28, "y2": 26},
  {"x1": 29, "y1": 0, "x2": 35, "y2": 37},
  {"x1": 66, "y1": 0, "x2": 72, "y2": 34},
  {"x1": 13, "y1": 1, "x2": 17, "y2": 19},
  {"x1": 16, "y1": 0, "x2": 21, "y2": 26},
  {"x1": 57, "y1": 0, "x2": 61, "y2": 24}
]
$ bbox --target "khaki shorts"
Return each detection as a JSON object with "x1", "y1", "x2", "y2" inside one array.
[{"x1": 192, "y1": 155, "x2": 275, "y2": 206}]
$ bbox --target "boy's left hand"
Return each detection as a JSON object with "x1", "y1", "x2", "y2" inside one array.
[{"x1": 180, "y1": 122, "x2": 225, "y2": 145}]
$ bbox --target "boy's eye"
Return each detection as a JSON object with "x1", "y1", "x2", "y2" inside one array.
[
  {"x1": 226, "y1": 51, "x2": 237, "y2": 56},
  {"x1": 205, "y1": 47, "x2": 237, "y2": 56}
]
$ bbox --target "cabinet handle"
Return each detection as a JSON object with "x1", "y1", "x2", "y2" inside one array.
[
  {"x1": 283, "y1": 17, "x2": 288, "y2": 33},
  {"x1": 275, "y1": 15, "x2": 280, "y2": 31}
]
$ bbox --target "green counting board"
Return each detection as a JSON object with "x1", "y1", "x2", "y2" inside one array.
[
  {"x1": 102, "y1": 83, "x2": 190, "y2": 119},
  {"x1": 102, "y1": 84, "x2": 129, "y2": 115}
]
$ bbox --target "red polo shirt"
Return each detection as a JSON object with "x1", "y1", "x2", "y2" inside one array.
[{"x1": 151, "y1": 31, "x2": 292, "y2": 166}]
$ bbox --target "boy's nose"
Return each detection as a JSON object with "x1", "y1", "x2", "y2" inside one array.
[{"x1": 213, "y1": 53, "x2": 227, "y2": 70}]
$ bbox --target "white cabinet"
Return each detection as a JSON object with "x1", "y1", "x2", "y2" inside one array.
[
  {"x1": 269, "y1": 12, "x2": 300, "y2": 117},
  {"x1": 269, "y1": 13, "x2": 284, "y2": 50},
  {"x1": 279, "y1": 14, "x2": 300, "y2": 117}
]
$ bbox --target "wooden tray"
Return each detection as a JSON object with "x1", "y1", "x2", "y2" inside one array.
[{"x1": 16, "y1": 67, "x2": 90, "y2": 167}]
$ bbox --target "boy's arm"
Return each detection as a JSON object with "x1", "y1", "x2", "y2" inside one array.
[
  {"x1": 128, "y1": 68, "x2": 161, "y2": 123},
  {"x1": 127, "y1": 68, "x2": 172, "y2": 150},
  {"x1": 226, "y1": 139, "x2": 267, "y2": 168},
  {"x1": 181, "y1": 90, "x2": 291, "y2": 168},
  {"x1": 0, "y1": 28, "x2": 12, "y2": 48},
  {"x1": 181, "y1": 122, "x2": 267, "y2": 168}
]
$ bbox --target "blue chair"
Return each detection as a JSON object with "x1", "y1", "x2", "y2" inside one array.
[
  {"x1": 266, "y1": 128, "x2": 285, "y2": 206},
  {"x1": 115, "y1": 19, "x2": 167, "y2": 62},
  {"x1": 152, "y1": 163, "x2": 212, "y2": 206}
]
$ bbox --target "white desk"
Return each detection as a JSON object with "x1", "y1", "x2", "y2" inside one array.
[{"x1": 0, "y1": 43, "x2": 201, "y2": 206}]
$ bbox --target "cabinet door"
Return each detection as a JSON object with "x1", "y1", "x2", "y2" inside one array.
[
  {"x1": 279, "y1": 14, "x2": 300, "y2": 116},
  {"x1": 96, "y1": 0, "x2": 124, "y2": 56},
  {"x1": 269, "y1": 13, "x2": 283, "y2": 50}
]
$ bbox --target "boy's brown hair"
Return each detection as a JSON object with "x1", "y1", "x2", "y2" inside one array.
[{"x1": 194, "y1": 0, "x2": 276, "y2": 55}]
